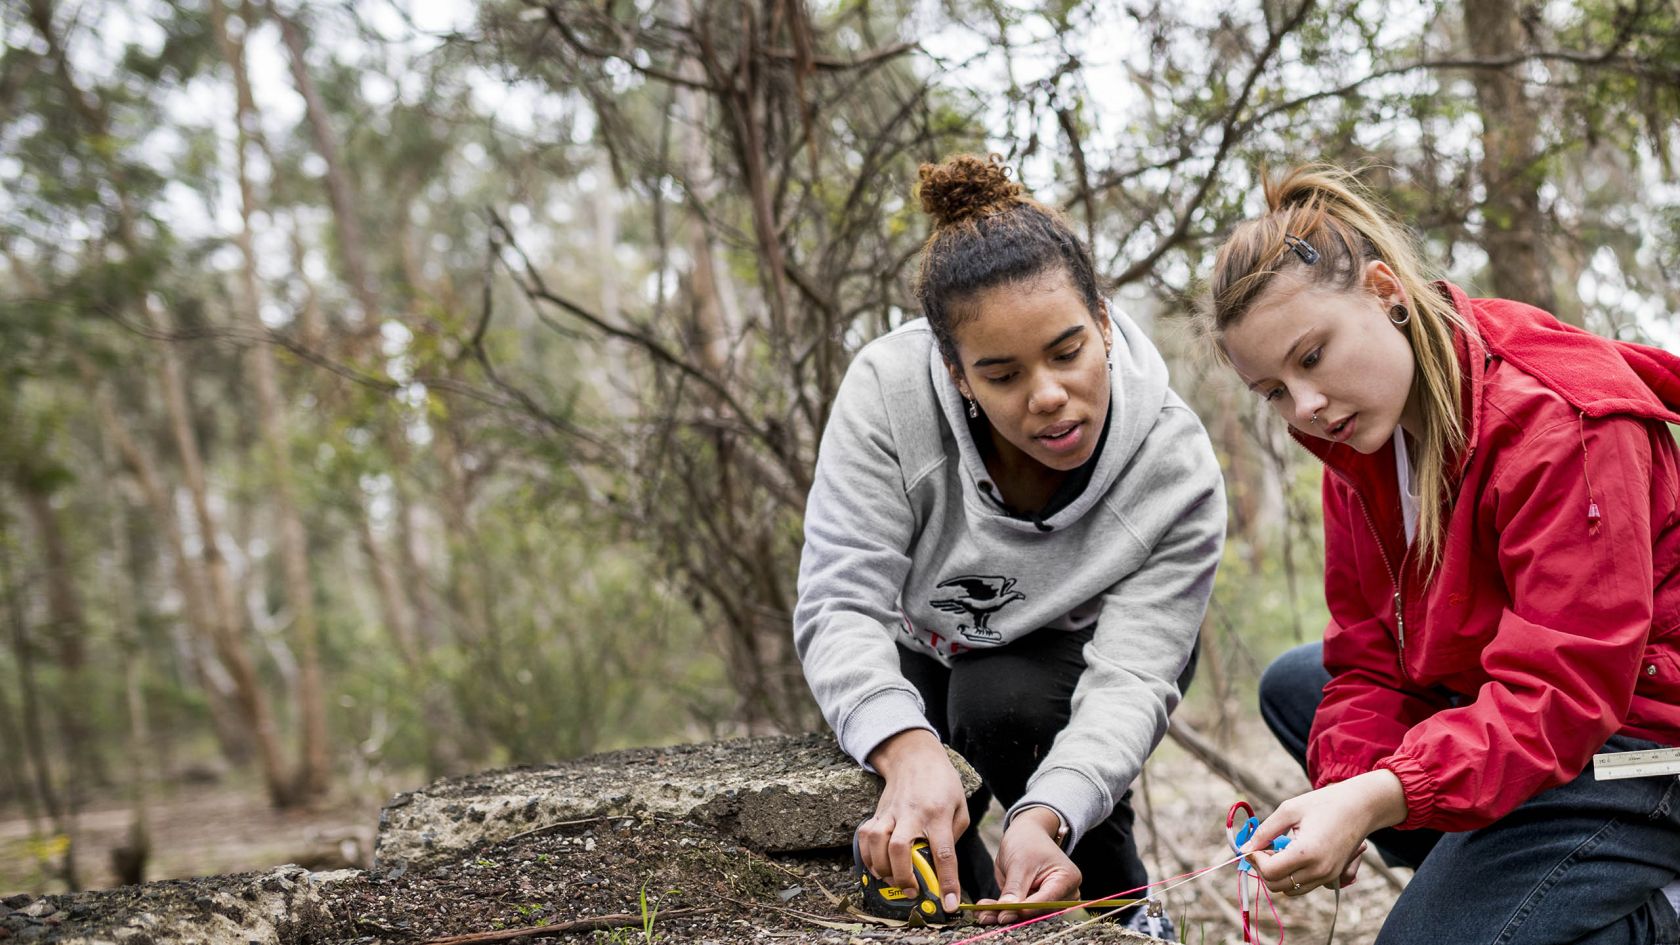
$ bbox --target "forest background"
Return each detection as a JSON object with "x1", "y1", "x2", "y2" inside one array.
[{"x1": 2, "y1": 0, "x2": 1677, "y2": 898}]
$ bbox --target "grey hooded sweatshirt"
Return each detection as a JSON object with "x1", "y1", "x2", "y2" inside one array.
[{"x1": 793, "y1": 307, "x2": 1225, "y2": 849}]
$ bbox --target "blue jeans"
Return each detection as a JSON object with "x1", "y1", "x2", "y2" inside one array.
[{"x1": 1259, "y1": 642, "x2": 1680, "y2": 945}]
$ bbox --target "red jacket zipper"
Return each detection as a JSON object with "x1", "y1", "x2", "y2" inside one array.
[
  {"x1": 1312, "y1": 451, "x2": 1413, "y2": 685},
  {"x1": 1351, "y1": 486, "x2": 1411, "y2": 685}
]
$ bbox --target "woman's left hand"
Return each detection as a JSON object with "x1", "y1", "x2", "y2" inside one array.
[
  {"x1": 973, "y1": 808, "x2": 1081, "y2": 925},
  {"x1": 1241, "y1": 770, "x2": 1406, "y2": 896}
]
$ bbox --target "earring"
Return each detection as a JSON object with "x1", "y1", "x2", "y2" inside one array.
[
  {"x1": 967, "y1": 398, "x2": 978, "y2": 419},
  {"x1": 1389, "y1": 304, "x2": 1411, "y2": 326},
  {"x1": 1106, "y1": 356, "x2": 1114, "y2": 370}
]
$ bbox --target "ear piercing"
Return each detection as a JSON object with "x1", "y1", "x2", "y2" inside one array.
[
  {"x1": 967, "y1": 398, "x2": 978, "y2": 419},
  {"x1": 1389, "y1": 304, "x2": 1411, "y2": 326}
]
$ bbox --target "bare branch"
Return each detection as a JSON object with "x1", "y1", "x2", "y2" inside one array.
[
  {"x1": 1111, "y1": 0, "x2": 1318, "y2": 287},
  {"x1": 486, "y1": 209, "x2": 792, "y2": 466}
]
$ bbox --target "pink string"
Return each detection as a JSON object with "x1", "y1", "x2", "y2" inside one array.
[
  {"x1": 947, "y1": 857, "x2": 1236, "y2": 945},
  {"x1": 1235, "y1": 855, "x2": 1288, "y2": 944},
  {"x1": 946, "y1": 801, "x2": 1294, "y2": 945},
  {"x1": 1253, "y1": 873, "x2": 1284, "y2": 945}
]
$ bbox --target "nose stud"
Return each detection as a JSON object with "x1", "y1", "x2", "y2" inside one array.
[{"x1": 1311, "y1": 412, "x2": 1320, "y2": 426}]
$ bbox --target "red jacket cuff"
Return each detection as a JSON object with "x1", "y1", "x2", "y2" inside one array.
[
  {"x1": 1310, "y1": 760, "x2": 1375, "y2": 789},
  {"x1": 1376, "y1": 753, "x2": 1438, "y2": 830}
]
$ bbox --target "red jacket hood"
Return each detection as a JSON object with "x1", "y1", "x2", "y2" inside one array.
[{"x1": 1467, "y1": 286, "x2": 1680, "y2": 423}]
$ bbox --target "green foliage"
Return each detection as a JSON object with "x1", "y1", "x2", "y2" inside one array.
[{"x1": 638, "y1": 879, "x2": 660, "y2": 943}]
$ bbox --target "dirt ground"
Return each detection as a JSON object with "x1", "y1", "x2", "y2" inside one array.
[
  {"x1": 0, "y1": 714, "x2": 1405, "y2": 944},
  {"x1": 304, "y1": 812, "x2": 1162, "y2": 944},
  {"x1": 0, "y1": 780, "x2": 378, "y2": 894}
]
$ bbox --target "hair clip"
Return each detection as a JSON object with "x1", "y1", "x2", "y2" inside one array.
[{"x1": 1282, "y1": 234, "x2": 1319, "y2": 264}]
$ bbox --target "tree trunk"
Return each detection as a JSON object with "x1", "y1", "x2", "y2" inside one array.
[
  {"x1": 0, "y1": 656, "x2": 42, "y2": 822},
  {"x1": 352, "y1": 508, "x2": 462, "y2": 777},
  {"x1": 664, "y1": 0, "x2": 807, "y2": 731},
  {"x1": 431, "y1": 425, "x2": 497, "y2": 650},
  {"x1": 25, "y1": 0, "x2": 289, "y2": 801},
  {"x1": 18, "y1": 478, "x2": 91, "y2": 889},
  {"x1": 86, "y1": 370, "x2": 253, "y2": 767},
  {"x1": 0, "y1": 496, "x2": 78, "y2": 890},
  {"x1": 288, "y1": 214, "x2": 328, "y2": 353},
  {"x1": 211, "y1": 0, "x2": 332, "y2": 805},
  {"x1": 1463, "y1": 0, "x2": 1565, "y2": 319},
  {"x1": 391, "y1": 468, "x2": 442, "y2": 653},
  {"x1": 1217, "y1": 389, "x2": 1263, "y2": 573},
  {"x1": 356, "y1": 511, "x2": 420, "y2": 669},
  {"x1": 268, "y1": 1, "x2": 383, "y2": 344},
  {"x1": 104, "y1": 479, "x2": 152, "y2": 887},
  {"x1": 145, "y1": 295, "x2": 295, "y2": 808}
]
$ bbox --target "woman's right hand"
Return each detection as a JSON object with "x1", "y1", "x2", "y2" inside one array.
[{"x1": 860, "y1": 728, "x2": 970, "y2": 915}]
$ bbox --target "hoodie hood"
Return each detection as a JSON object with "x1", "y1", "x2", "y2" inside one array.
[{"x1": 929, "y1": 304, "x2": 1172, "y2": 532}]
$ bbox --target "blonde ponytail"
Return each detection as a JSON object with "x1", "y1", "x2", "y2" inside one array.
[{"x1": 1203, "y1": 166, "x2": 1474, "y2": 573}]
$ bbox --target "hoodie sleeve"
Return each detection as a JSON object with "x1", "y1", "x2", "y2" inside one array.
[
  {"x1": 793, "y1": 349, "x2": 936, "y2": 767},
  {"x1": 1375, "y1": 416, "x2": 1657, "y2": 831},
  {"x1": 1309, "y1": 475, "x2": 1452, "y2": 787},
  {"x1": 1008, "y1": 401, "x2": 1225, "y2": 849}
]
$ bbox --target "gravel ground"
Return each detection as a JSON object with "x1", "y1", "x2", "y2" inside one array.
[
  {"x1": 0, "y1": 714, "x2": 1405, "y2": 944},
  {"x1": 304, "y1": 814, "x2": 1158, "y2": 944}
]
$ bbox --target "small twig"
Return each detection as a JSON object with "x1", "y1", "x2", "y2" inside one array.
[
  {"x1": 497, "y1": 815, "x2": 608, "y2": 846},
  {"x1": 716, "y1": 893, "x2": 860, "y2": 932},
  {"x1": 810, "y1": 878, "x2": 843, "y2": 907},
  {"x1": 415, "y1": 906, "x2": 716, "y2": 944},
  {"x1": 750, "y1": 854, "x2": 805, "y2": 880}
]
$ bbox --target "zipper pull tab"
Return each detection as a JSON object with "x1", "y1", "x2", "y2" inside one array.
[{"x1": 1393, "y1": 591, "x2": 1406, "y2": 650}]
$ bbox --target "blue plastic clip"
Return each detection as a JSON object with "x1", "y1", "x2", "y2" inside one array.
[{"x1": 1234, "y1": 817, "x2": 1290, "y2": 873}]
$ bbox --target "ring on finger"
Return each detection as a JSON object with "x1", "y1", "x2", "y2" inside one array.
[{"x1": 1290, "y1": 874, "x2": 1302, "y2": 893}]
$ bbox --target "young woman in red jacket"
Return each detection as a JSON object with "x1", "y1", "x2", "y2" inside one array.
[{"x1": 1204, "y1": 165, "x2": 1680, "y2": 944}]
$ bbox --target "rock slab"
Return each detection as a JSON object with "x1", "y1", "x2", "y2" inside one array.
[
  {"x1": 4, "y1": 736, "x2": 1182, "y2": 945},
  {"x1": 3, "y1": 865, "x2": 356, "y2": 945},
  {"x1": 373, "y1": 732, "x2": 981, "y2": 868}
]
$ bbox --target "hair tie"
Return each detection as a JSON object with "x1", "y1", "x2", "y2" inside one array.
[{"x1": 1282, "y1": 234, "x2": 1319, "y2": 264}]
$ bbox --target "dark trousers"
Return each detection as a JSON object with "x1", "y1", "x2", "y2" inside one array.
[
  {"x1": 897, "y1": 625, "x2": 1196, "y2": 905},
  {"x1": 1259, "y1": 642, "x2": 1680, "y2": 945}
]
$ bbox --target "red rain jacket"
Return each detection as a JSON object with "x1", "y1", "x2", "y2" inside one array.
[{"x1": 1296, "y1": 282, "x2": 1680, "y2": 831}]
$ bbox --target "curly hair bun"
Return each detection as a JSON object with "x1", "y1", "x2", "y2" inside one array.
[{"x1": 917, "y1": 153, "x2": 1024, "y2": 228}]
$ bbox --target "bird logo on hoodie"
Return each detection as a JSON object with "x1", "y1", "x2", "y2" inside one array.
[{"x1": 930, "y1": 575, "x2": 1026, "y2": 645}]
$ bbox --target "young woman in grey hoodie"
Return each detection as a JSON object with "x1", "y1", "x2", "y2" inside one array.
[{"x1": 793, "y1": 154, "x2": 1226, "y2": 929}]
